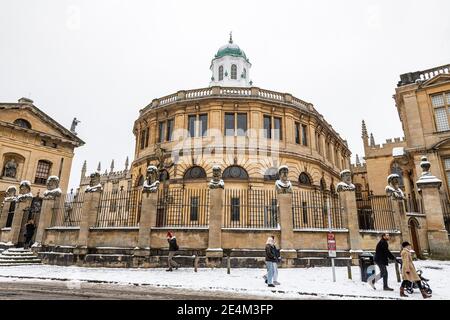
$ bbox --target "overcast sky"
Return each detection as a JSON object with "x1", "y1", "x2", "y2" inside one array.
[{"x1": 1, "y1": 0, "x2": 449, "y2": 190}]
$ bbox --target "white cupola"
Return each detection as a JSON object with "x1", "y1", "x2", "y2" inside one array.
[{"x1": 209, "y1": 33, "x2": 252, "y2": 87}]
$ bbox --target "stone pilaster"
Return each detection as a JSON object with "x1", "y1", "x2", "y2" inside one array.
[
  {"x1": 391, "y1": 199, "x2": 410, "y2": 244},
  {"x1": 32, "y1": 197, "x2": 57, "y2": 251},
  {"x1": 10, "y1": 198, "x2": 33, "y2": 246},
  {"x1": 339, "y1": 191, "x2": 361, "y2": 265},
  {"x1": 75, "y1": 191, "x2": 101, "y2": 255},
  {"x1": 206, "y1": 188, "x2": 223, "y2": 258},
  {"x1": 134, "y1": 191, "x2": 158, "y2": 257},
  {"x1": 278, "y1": 193, "x2": 296, "y2": 260}
]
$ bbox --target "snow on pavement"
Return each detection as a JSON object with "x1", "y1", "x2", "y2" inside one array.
[{"x1": 1, "y1": 260, "x2": 449, "y2": 300}]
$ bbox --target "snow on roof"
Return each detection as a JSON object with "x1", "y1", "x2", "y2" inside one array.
[{"x1": 392, "y1": 147, "x2": 405, "y2": 157}]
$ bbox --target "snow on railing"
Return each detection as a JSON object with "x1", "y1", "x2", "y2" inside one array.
[
  {"x1": 219, "y1": 88, "x2": 251, "y2": 96},
  {"x1": 186, "y1": 88, "x2": 212, "y2": 99},
  {"x1": 159, "y1": 93, "x2": 178, "y2": 106},
  {"x1": 258, "y1": 89, "x2": 283, "y2": 101}
]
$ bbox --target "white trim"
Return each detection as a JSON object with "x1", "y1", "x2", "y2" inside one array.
[
  {"x1": 0, "y1": 228, "x2": 12, "y2": 231},
  {"x1": 406, "y1": 213, "x2": 426, "y2": 217},
  {"x1": 89, "y1": 227, "x2": 139, "y2": 231},
  {"x1": 359, "y1": 230, "x2": 401, "y2": 234}
]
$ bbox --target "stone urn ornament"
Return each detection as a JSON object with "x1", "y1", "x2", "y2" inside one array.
[
  {"x1": 336, "y1": 169, "x2": 356, "y2": 192},
  {"x1": 385, "y1": 174, "x2": 405, "y2": 200},
  {"x1": 416, "y1": 156, "x2": 442, "y2": 187},
  {"x1": 85, "y1": 172, "x2": 102, "y2": 192},
  {"x1": 208, "y1": 165, "x2": 224, "y2": 189},
  {"x1": 43, "y1": 176, "x2": 62, "y2": 199},
  {"x1": 275, "y1": 165, "x2": 293, "y2": 194},
  {"x1": 17, "y1": 180, "x2": 33, "y2": 202},
  {"x1": 143, "y1": 165, "x2": 160, "y2": 193}
]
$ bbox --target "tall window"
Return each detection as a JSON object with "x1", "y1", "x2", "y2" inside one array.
[
  {"x1": 316, "y1": 131, "x2": 322, "y2": 155},
  {"x1": 190, "y1": 197, "x2": 199, "y2": 221},
  {"x1": 301, "y1": 124, "x2": 308, "y2": 146},
  {"x1": 263, "y1": 115, "x2": 282, "y2": 140},
  {"x1": 444, "y1": 158, "x2": 450, "y2": 189},
  {"x1": 334, "y1": 148, "x2": 339, "y2": 168},
  {"x1": 35, "y1": 160, "x2": 51, "y2": 185},
  {"x1": 219, "y1": 66, "x2": 224, "y2": 81},
  {"x1": 140, "y1": 127, "x2": 149, "y2": 150},
  {"x1": 243, "y1": 68, "x2": 247, "y2": 79},
  {"x1": 231, "y1": 197, "x2": 240, "y2": 221},
  {"x1": 158, "y1": 121, "x2": 165, "y2": 143},
  {"x1": 225, "y1": 113, "x2": 247, "y2": 136},
  {"x1": 166, "y1": 119, "x2": 174, "y2": 141},
  {"x1": 231, "y1": 64, "x2": 237, "y2": 79},
  {"x1": 326, "y1": 142, "x2": 331, "y2": 160},
  {"x1": 295, "y1": 122, "x2": 300, "y2": 144},
  {"x1": 431, "y1": 92, "x2": 450, "y2": 132},
  {"x1": 158, "y1": 120, "x2": 174, "y2": 142},
  {"x1": 188, "y1": 114, "x2": 208, "y2": 137}
]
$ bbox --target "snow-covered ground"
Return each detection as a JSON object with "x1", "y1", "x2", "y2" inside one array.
[{"x1": 1, "y1": 260, "x2": 449, "y2": 300}]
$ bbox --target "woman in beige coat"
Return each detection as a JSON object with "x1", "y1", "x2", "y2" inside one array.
[{"x1": 400, "y1": 241, "x2": 431, "y2": 298}]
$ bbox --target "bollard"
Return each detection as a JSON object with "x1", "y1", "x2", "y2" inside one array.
[
  {"x1": 227, "y1": 254, "x2": 231, "y2": 274},
  {"x1": 194, "y1": 254, "x2": 199, "y2": 272},
  {"x1": 347, "y1": 259, "x2": 352, "y2": 280},
  {"x1": 394, "y1": 259, "x2": 401, "y2": 283}
]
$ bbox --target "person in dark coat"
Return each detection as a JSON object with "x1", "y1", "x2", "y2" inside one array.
[
  {"x1": 166, "y1": 231, "x2": 179, "y2": 271},
  {"x1": 370, "y1": 233, "x2": 395, "y2": 291},
  {"x1": 265, "y1": 237, "x2": 277, "y2": 287},
  {"x1": 24, "y1": 219, "x2": 35, "y2": 249}
]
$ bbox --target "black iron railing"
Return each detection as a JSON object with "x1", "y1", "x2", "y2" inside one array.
[
  {"x1": 292, "y1": 189, "x2": 343, "y2": 230},
  {"x1": 156, "y1": 188, "x2": 209, "y2": 227},
  {"x1": 95, "y1": 188, "x2": 142, "y2": 227},
  {"x1": 51, "y1": 191, "x2": 85, "y2": 227},
  {"x1": 223, "y1": 189, "x2": 278, "y2": 229},
  {"x1": 356, "y1": 192, "x2": 397, "y2": 231},
  {"x1": 404, "y1": 193, "x2": 424, "y2": 214}
]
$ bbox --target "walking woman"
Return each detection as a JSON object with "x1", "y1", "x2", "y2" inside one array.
[
  {"x1": 166, "y1": 231, "x2": 180, "y2": 271},
  {"x1": 265, "y1": 237, "x2": 277, "y2": 287},
  {"x1": 399, "y1": 241, "x2": 431, "y2": 299}
]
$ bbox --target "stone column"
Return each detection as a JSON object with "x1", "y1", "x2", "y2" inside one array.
[
  {"x1": 416, "y1": 156, "x2": 450, "y2": 259},
  {"x1": 134, "y1": 191, "x2": 158, "y2": 257},
  {"x1": 32, "y1": 197, "x2": 57, "y2": 251},
  {"x1": 74, "y1": 191, "x2": 101, "y2": 255},
  {"x1": 391, "y1": 198, "x2": 410, "y2": 244},
  {"x1": 10, "y1": 198, "x2": 33, "y2": 246},
  {"x1": 206, "y1": 188, "x2": 224, "y2": 258},
  {"x1": 339, "y1": 191, "x2": 361, "y2": 265},
  {"x1": 278, "y1": 193, "x2": 296, "y2": 259}
]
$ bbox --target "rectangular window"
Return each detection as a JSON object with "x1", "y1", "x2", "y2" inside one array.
[
  {"x1": 432, "y1": 92, "x2": 450, "y2": 132},
  {"x1": 145, "y1": 127, "x2": 149, "y2": 147},
  {"x1": 302, "y1": 201, "x2": 308, "y2": 224},
  {"x1": 273, "y1": 117, "x2": 282, "y2": 140},
  {"x1": 236, "y1": 113, "x2": 247, "y2": 136},
  {"x1": 263, "y1": 115, "x2": 271, "y2": 139},
  {"x1": 326, "y1": 142, "x2": 331, "y2": 160},
  {"x1": 188, "y1": 115, "x2": 196, "y2": 137},
  {"x1": 140, "y1": 129, "x2": 146, "y2": 150},
  {"x1": 190, "y1": 196, "x2": 199, "y2": 221},
  {"x1": 295, "y1": 122, "x2": 300, "y2": 144},
  {"x1": 158, "y1": 122, "x2": 165, "y2": 143},
  {"x1": 316, "y1": 132, "x2": 322, "y2": 155},
  {"x1": 166, "y1": 119, "x2": 174, "y2": 141},
  {"x1": 35, "y1": 161, "x2": 51, "y2": 185},
  {"x1": 199, "y1": 114, "x2": 208, "y2": 136},
  {"x1": 302, "y1": 124, "x2": 308, "y2": 146},
  {"x1": 445, "y1": 158, "x2": 450, "y2": 190},
  {"x1": 231, "y1": 197, "x2": 240, "y2": 221},
  {"x1": 225, "y1": 113, "x2": 235, "y2": 136}
]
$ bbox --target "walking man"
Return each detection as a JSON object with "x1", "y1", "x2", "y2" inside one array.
[
  {"x1": 265, "y1": 237, "x2": 277, "y2": 287},
  {"x1": 166, "y1": 231, "x2": 179, "y2": 271},
  {"x1": 370, "y1": 233, "x2": 395, "y2": 291},
  {"x1": 24, "y1": 218, "x2": 35, "y2": 249}
]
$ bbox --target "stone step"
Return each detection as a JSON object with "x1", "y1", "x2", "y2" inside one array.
[{"x1": 0, "y1": 259, "x2": 42, "y2": 264}]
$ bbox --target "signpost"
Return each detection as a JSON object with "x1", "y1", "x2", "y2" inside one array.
[{"x1": 326, "y1": 197, "x2": 336, "y2": 282}]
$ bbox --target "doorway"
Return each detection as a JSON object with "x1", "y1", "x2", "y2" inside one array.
[{"x1": 409, "y1": 218, "x2": 422, "y2": 259}]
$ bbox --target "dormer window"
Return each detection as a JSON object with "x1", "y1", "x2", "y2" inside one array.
[
  {"x1": 13, "y1": 118, "x2": 31, "y2": 129},
  {"x1": 231, "y1": 64, "x2": 237, "y2": 80},
  {"x1": 219, "y1": 66, "x2": 224, "y2": 81}
]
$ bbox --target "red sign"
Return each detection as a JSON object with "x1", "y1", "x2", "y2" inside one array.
[{"x1": 327, "y1": 232, "x2": 336, "y2": 257}]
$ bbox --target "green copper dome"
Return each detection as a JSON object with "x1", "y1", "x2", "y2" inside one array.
[{"x1": 214, "y1": 34, "x2": 249, "y2": 61}]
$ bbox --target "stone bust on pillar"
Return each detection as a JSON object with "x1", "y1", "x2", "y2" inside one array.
[
  {"x1": 143, "y1": 165, "x2": 160, "y2": 193},
  {"x1": 43, "y1": 176, "x2": 62, "y2": 199},
  {"x1": 336, "y1": 169, "x2": 356, "y2": 192},
  {"x1": 17, "y1": 180, "x2": 33, "y2": 202},
  {"x1": 4, "y1": 186, "x2": 18, "y2": 202},
  {"x1": 385, "y1": 174, "x2": 406, "y2": 200},
  {"x1": 85, "y1": 172, "x2": 102, "y2": 193},
  {"x1": 275, "y1": 165, "x2": 292, "y2": 194},
  {"x1": 208, "y1": 165, "x2": 224, "y2": 189}
]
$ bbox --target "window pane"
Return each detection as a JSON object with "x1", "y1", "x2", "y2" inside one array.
[
  {"x1": 263, "y1": 116, "x2": 271, "y2": 139},
  {"x1": 167, "y1": 119, "x2": 174, "y2": 141},
  {"x1": 188, "y1": 115, "x2": 196, "y2": 137},
  {"x1": 446, "y1": 93, "x2": 450, "y2": 105},
  {"x1": 199, "y1": 114, "x2": 208, "y2": 136},
  {"x1": 295, "y1": 123, "x2": 300, "y2": 144},
  {"x1": 219, "y1": 66, "x2": 223, "y2": 81},
  {"x1": 274, "y1": 117, "x2": 282, "y2": 140},
  {"x1": 225, "y1": 113, "x2": 235, "y2": 136},
  {"x1": 231, "y1": 197, "x2": 240, "y2": 221},
  {"x1": 145, "y1": 127, "x2": 149, "y2": 147},
  {"x1": 435, "y1": 107, "x2": 450, "y2": 131},
  {"x1": 35, "y1": 161, "x2": 51, "y2": 185},
  {"x1": 158, "y1": 122, "x2": 165, "y2": 143},
  {"x1": 432, "y1": 94, "x2": 445, "y2": 107},
  {"x1": 231, "y1": 64, "x2": 237, "y2": 80},
  {"x1": 302, "y1": 124, "x2": 308, "y2": 146},
  {"x1": 190, "y1": 197, "x2": 199, "y2": 221},
  {"x1": 445, "y1": 158, "x2": 450, "y2": 169},
  {"x1": 236, "y1": 113, "x2": 247, "y2": 136},
  {"x1": 140, "y1": 130, "x2": 146, "y2": 149}
]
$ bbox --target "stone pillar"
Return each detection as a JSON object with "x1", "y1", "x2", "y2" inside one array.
[
  {"x1": 32, "y1": 197, "x2": 57, "y2": 251},
  {"x1": 134, "y1": 191, "x2": 158, "y2": 257},
  {"x1": 391, "y1": 198, "x2": 410, "y2": 244},
  {"x1": 0, "y1": 200, "x2": 14, "y2": 229},
  {"x1": 416, "y1": 156, "x2": 450, "y2": 259},
  {"x1": 206, "y1": 188, "x2": 224, "y2": 258},
  {"x1": 10, "y1": 198, "x2": 33, "y2": 246},
  {"x1": 278, "y1": 193, "x2": 296, "y2": 260},
  {"x1": 339, "y1": 191, "x2": 361, "y2": 265},
  {"x1": 74, "y1": 191, "x2": 101, "y2": 255}
]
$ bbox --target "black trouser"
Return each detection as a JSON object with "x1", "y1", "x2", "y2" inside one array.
[
  {"x1": 24, "y1": 236, "x2": 33, "y2": 248},
  {"x1": 401, "y1": 280, "x2": 423, "y2": 289},
  {"x1": 375, "y1": 263, "x2": 388, "y2": 288}
]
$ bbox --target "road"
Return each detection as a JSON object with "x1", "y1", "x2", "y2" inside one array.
[{"x1": 0, "y1": 278, "x2": 282, "y2": 300}]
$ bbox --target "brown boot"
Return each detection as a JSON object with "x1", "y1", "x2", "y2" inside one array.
[
  {"x1": 420, "y1": 289, "x2": 431, "y2": 299},
  {"x1": 400, "y1": 287, "x2": 408, "y2": 297}
]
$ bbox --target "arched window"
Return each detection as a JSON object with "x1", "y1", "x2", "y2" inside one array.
[
  {"x1": 219, "y1": 66, "x2": 224, "y2": 81},
  {"x1": 242, "y1": 68, "x2": 247, "y2": 79},
  {"x1": 13, "y1": 118, "x2": 31, "y2": 129},
  {"x1": 183, "y1": 166, "x2": 206, "y2": 180},
  {"x1": 264, "y1": 167, "x2": 279, "y2": 181},
  {"x1": 223, "y1": 165, "x2": 248, "y2": 179},
  {"x1": 299, "y1": 172, "x2": 312, "y2": 186},
  {"x1": 34, "y1": 160, "x2": 52, "y2": 185},
  {"x1": 136, "y1": 175, "x2": 144, "y2": 187},
  {"x1": 231, "y1": 64, "x2": 237, "y2": 79}
]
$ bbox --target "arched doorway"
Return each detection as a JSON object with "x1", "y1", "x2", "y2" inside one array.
[{"x1": 409, "y1": 218, "x2": 422, "y2": 258}]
